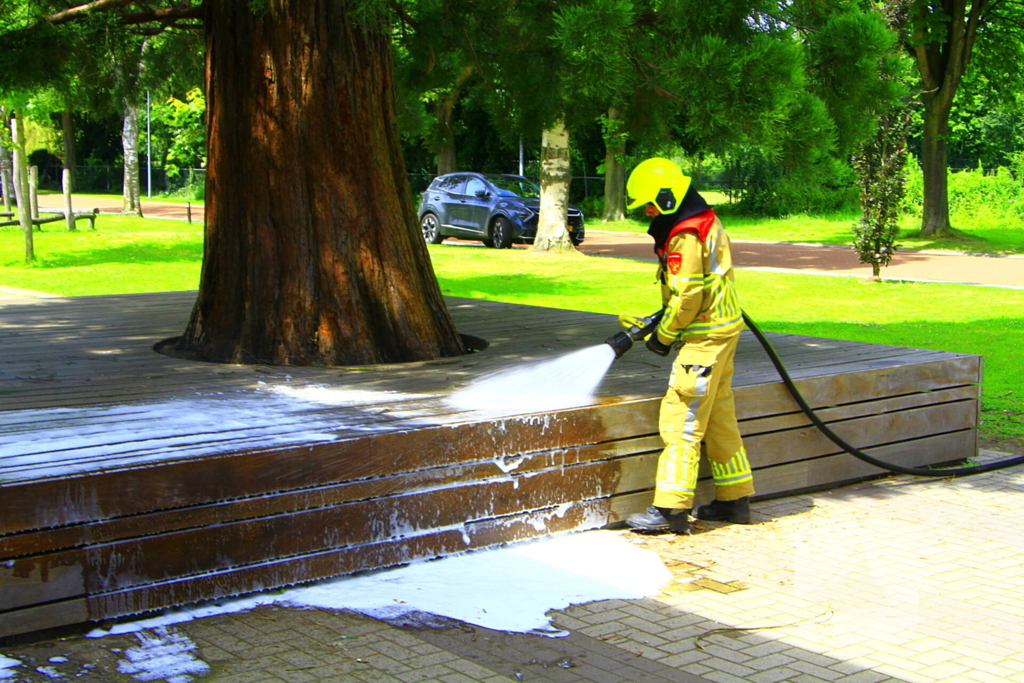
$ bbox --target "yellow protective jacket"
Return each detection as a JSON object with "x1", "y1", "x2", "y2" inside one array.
[{"x1": 654, "y1": 208, "x2": 743, "y2": 345}]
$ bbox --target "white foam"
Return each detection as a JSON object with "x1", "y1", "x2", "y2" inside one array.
[
  {"x1": 447, "y1": 345, "x2": 617, "y2": 416},
  {"x1": 0, "y1": 656, "x2": 21, "y2": 681},
  {"x1": 116, "y1": 626, "x2": 209, "y2": 683},
  {"x1": 86, "y1": 530, "x2": 669, "y2": 639}
]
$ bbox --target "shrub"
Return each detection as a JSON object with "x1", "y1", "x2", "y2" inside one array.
[{"x1": 904, "y1": 161, "x2": 1024, "y2": 230}]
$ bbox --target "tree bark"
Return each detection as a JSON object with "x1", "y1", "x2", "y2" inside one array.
[
  {"x1": 10, "y1": 112, "x2": 34, "y2": 262},
  {"x1": 601, "y1": 106, "x2": 626, "y2": 222},
  {"x1": 919, "y1": 95, "x2": 952, "y2": 236},
  {"x1": 62, "y1": 109, "x2": 76, "y2": 193},
  {"x1": 435, "y1": 96, "x2": 458, "y2": 176},
  {"x1": 433, "y1": 65, "x2": 473, "y2": 176},
  {"x1": 0, "y1": 107, "x2": 12, "y2": 213},
  {"x1": 121, "y1": 99, "x2": 144, "y2": 217},
  {"x1": 533, "y1": 120, "x2": 574, "y2": 252},
  {"x1": 174, "y1": 0, "x2": 465, "y2": 366}
]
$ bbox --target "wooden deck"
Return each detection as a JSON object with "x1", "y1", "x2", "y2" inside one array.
[{"x1": 0, "y1": 292, "x2": 981, "y2": 638}]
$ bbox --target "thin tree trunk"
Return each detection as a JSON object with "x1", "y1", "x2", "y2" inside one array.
[
  {"x1": 0, "y1": 163, "x2": 10, "y2": 214},
  {"x1": 122, "y1": 100, "x2": 144, "y2": 217},
  {"x1": 28, "y1": 166, "x2": 39, "y2": 221},
  {"x1": 10, "y1": 112, "x2": 34, "y2": 262},
  {"x1": 435, "y1": 97, "x2": 458, "y2": 176},
  {"x1": 434, "y1": 65, "x2": 473, "y2": 176},
  {"x1": 919, "y1": 96, "x2": 952, "y2": 236},
  {"x1": 601, "y1": 106, "x2": 626, "y2": 222},
  {"x1": 533, "y1": 120, "x2": 574, "y2": 252},
  {"x1": 62, "y1": 109, "x2": 76, "y2": 193},
  {"x1": 905, "y1": 0, "x2": 986, "y2": 237},
  {"x1": 174, "y1": 0, "x2": 464, "y2": 366},
  {"x1": 0, "y1": 107, "x2": 12, "y2": 213}
]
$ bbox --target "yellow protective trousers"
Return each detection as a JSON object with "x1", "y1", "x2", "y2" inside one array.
[{"x1": 652, "y1": 333, "x2": 755, "y2": 510}]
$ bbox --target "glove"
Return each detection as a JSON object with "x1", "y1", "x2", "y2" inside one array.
[{"x1": 646, "y1": 333, "x2": 673, "y2": 357}]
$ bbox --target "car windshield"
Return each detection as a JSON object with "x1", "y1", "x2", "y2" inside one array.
[{"x1": 487, "y1": 176, "x2": 540, "y2": 199}]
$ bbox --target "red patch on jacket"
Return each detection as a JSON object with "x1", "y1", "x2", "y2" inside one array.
[
  {"x1": 666, "y1": 253, "x2": 682, "y2": 274},
  {"x1": 669, "y1": 209, "x2": 716, "y2": 243}
]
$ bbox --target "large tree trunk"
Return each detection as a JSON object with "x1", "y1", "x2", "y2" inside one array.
[
  {"x1": 121, "y1": 99, "x2": 144, "y2": 217},
  {"x1": 62, "y1": 109, "x2": 76, "y2": 193},
  {"x1": 533, "y1": 120, "x2": 574, "y2": 252},
  {"x1": 919, "y1": 97, "x2": 952, "y2": 236},
  {"x1": 173, "y1": 0, "x2": 465, "y2": 366},
  {"x1": 601, "y1": 106, "x2": 626, "y2": 222}
]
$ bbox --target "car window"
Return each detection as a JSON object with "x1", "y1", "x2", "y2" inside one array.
[
  {"x1": 488, "y1": 176, "x2": 540, "y2": 199},
  {"x1": 465, "y1": 178, "x2": 488, "y2": 197},
  {"x1": 437, "y1": 175, "x2": 467, "y2": 194}
]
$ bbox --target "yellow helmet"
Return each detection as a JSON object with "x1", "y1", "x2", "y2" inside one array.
[{"x1": 626, "y1": 158, "x2": 692, "y2": 214}]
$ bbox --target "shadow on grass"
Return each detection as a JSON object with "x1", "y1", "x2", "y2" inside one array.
[
  {"x1": 20, "y1": 241, "x2": 203, "y2": 268},
  {"x1": 439, "y1": 271, "x2": 596, "y2": 298}
]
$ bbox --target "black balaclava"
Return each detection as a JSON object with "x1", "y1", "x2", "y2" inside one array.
[{"x1": 647, "y1": 184, "x2": 712, "y2": 254}]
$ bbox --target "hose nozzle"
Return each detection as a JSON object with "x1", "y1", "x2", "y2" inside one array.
[{"x1": 604, "y1": 309, "x2": 665, "y2": 359}]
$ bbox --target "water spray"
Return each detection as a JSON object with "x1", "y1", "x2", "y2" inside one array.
[{"x1": 603, "y1": 309, "x2": 666, "y2": 359}]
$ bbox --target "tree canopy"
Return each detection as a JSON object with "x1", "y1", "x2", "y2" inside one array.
[{"x1": 0, "y1": 0, "x2": 955, "y2": 363}]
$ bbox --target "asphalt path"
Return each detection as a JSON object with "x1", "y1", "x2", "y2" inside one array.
[
  {"x1": 39, "y1": 194, "x2": 1024, "y2": 289},
  {"x1": 580, "y1": 230, "x2": 1024, "y2": 289}
]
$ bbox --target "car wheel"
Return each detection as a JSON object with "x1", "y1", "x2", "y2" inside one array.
[
  {"x1": 421, "y1": 213, "x2": 444, "y2": 244},
  {"x1": 489, "y1": 216, "x2": 513, "y2": 249}
]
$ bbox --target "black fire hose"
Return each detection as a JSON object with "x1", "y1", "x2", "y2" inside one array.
[{"x1": 741, "y1": 311, "x2": 1024, "y2": 477}]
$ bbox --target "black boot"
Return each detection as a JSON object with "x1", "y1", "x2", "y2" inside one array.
[
  {"x1": 625, "y1": 506, "x2": 691, "y2": 534},
  {"x1": 695, "y1": 497, "x2": 751, "y2": 524}
]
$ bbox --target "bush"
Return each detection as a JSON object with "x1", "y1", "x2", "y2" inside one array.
[
  {"x1": 904, "y1": 161, "x2": 1024, "y2": 229},
  {"x1": 733, "y1": 162, "x2": 859, "y2": 216}
]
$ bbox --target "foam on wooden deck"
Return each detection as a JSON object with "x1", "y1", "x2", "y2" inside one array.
[{"x1": 0, "y1": 292, "x2": 981, "y2": 638}]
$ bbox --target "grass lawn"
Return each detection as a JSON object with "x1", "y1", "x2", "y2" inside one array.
[
  {"x1": 0, "y1": 215, "x2": 202, "y2": 294},
  {"x1": 1, "y1": 216, "x2": 1019, "y2": 445}
]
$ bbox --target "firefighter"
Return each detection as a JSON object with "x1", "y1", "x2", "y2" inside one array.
[{"x1": 622, "y1": 158, "x2": 754, "y2": 534}]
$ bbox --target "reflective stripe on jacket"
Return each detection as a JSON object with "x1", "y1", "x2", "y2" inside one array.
[{"x1": 656, "y1": 209, "x2": 743, "y2": 341}]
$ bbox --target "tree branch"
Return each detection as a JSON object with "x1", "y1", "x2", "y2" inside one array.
[
  {"x1": 44, "y1": 0, "x2": 139, "y2": 26},
  {"x1": 121, "y1": 6, "x2": 204, "y2": 25}
]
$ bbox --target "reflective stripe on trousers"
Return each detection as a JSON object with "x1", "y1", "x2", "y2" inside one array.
[{"x1": 653, "y1": 334, "x2": 755, "y2": 510}]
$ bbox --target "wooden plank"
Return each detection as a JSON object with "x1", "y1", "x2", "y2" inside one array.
[
  {"x1": 1, "y1": 499, "x2": 613, "y2": 636},
  {"x1": 1, "y1": 454, "x2": 655, "y2": 608},
  {"x1": 709, "y1": 429, "x2": 977, "y2": 500},
  {"x1": 1, "y1": 435, "x2": 664, "y2": 558},
  {"x1": 609, "y1": 430, "x2": 977, "y2": 521},
  {"x1": 0, "y1": 599, "x2": 88, "y2": 640},
  {"x1": 743, "y1": 400, "x2": 977, "y2": 468}
]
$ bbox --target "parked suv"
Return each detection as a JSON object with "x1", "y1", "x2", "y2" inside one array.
[{"x1": 418, "y1": 173, "x2": 585, "y2": 248}]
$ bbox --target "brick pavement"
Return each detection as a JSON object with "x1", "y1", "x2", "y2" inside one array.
[{"x1": 3, "y1": 450, "x2": 1022, "y2": 683}]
